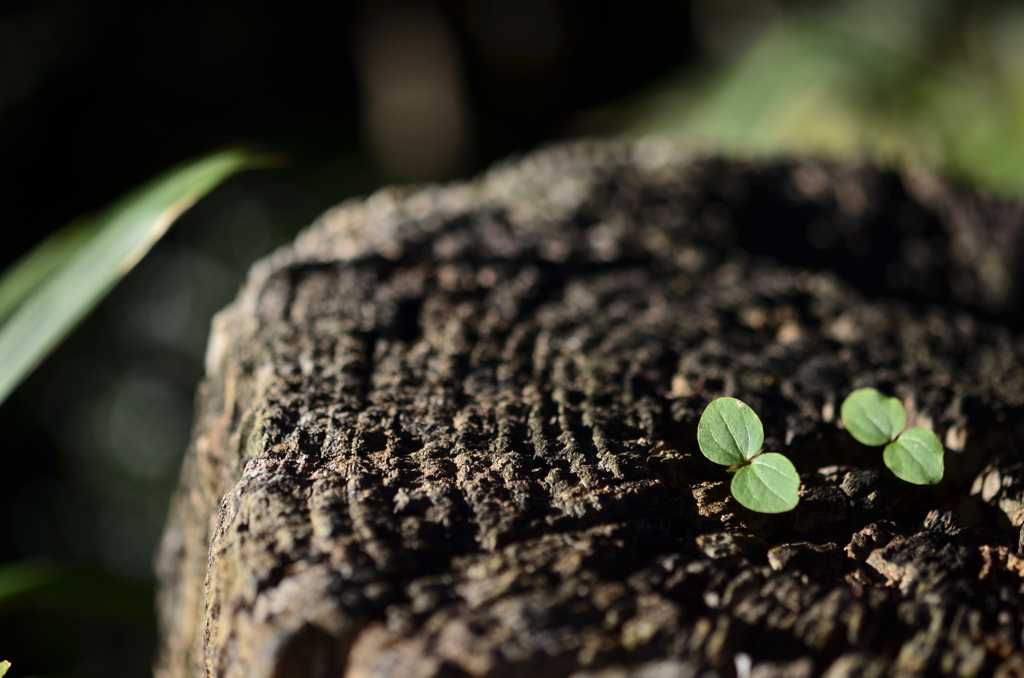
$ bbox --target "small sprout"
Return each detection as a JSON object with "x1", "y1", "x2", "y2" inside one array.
[
  {"x1": 696, "y1": 396, "x2": 763, "y2": 465},
  {"x1": 883, "y1": 428, "x2": 944, "y2": 485},
  {"x1": 840, "y1": 388, "x2": 944, "y2": 485},
  {"x1": 730, "y1": 453, "x2": 802, "y2": 514},
  {"x1": 841, "y1": 388, "x2": 906, "y2": 446},
  {"x1": 0, "y1": 660, "x2": 9, "y2": 677},
  {"x1": 697, "y1": 397, "x2": 800, "y2": 513}
]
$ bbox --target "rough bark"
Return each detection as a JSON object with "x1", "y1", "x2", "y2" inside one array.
[{"x1": 156, "y1": 138, "x2": 1024, "y2": 678}]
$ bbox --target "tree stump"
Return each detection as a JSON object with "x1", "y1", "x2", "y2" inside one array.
[{"x1": 156, "y1": 139, "x2": 1024, "y2": 678}]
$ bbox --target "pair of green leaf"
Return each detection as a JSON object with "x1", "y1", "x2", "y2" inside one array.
[
  {"x1": 840, "y1": 388, "x2": 944, "y2": 485},
  {"x1": 697, "y1": 397, "x2": 800, "y2": 513},
  {"x1": 0, "y1": 149, "x2": 263, "y2": 408}
]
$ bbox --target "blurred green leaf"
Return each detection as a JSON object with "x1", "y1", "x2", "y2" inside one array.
[
  {"x1": 0, "y1": 148, "x2": 262, "y2": 406},
  {"x1": 625, "y1": 0, "x2": 1024, "y2": 196},
  {"x1": 0, "y1": 659, "x2": 9, "y2": 676},
  {"x1": 0, "y1": 560, "x2": 62, "y2": 603},
  {"x1": 0, "y1": 560, "x2": 152, "y2": 620}
]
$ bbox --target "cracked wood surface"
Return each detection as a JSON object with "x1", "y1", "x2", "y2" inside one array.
[{"x1": 156, "y1": 139, "x2": 1024, "y2": 678}]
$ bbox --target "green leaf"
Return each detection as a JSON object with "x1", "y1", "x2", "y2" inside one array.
[
  {"x1": 697, "y1": 397, "x2": 764, "y2": 465},
  {"x1": 883, "y1": 427, "x2": 944, "y2": 485},
  {"x1": 0, "y1": 659, "x2": 9, "y2": 677},
  {"x1": 730, "y1": 453, "x2": 801, "y2": 513},
  {"x1": 0, "y1": 148, "x2": 262, "y2": 407},
  {"x1": 840, "y1": 388, "x2": 906, "y2": 446}
]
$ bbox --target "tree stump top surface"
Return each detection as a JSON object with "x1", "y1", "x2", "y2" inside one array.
[{"x1": 157, "y1": 138, "x2": 1024, "y2": 678}]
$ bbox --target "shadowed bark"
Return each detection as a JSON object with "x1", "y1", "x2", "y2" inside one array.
[{"x1": 156, "y1": 138, "x2": 1024, "y2": 678}]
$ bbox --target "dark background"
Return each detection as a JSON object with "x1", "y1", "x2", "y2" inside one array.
[
  {"x1": 3, "y1": 0, "x2": 1024, "y2": 675},
  {"x1": 0, "y1": 0, "x2": 694, "y2": 265}
]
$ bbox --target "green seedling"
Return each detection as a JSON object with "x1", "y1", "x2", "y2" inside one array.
[
  {"x1": 697, "y1": 397, "x2": 801, "y2": 513},
  {"x1": 840, "y1": 388, "x2": 944, "y2": 485},
  {"x1": 0, "y1": 660, "x2": 9, "y2": 677}
]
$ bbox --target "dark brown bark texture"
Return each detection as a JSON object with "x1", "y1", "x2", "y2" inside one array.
[{"x1": 156, "y1": 139, "x2": 1024, "y2": 678}]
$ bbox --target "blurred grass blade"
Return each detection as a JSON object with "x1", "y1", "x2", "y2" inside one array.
[
  {"x1": 0, "y1": 148, "x2": 260, "y2": 406},
  {"x1": 0, "y1": 219, "x2": 101, "y2": 326}
]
